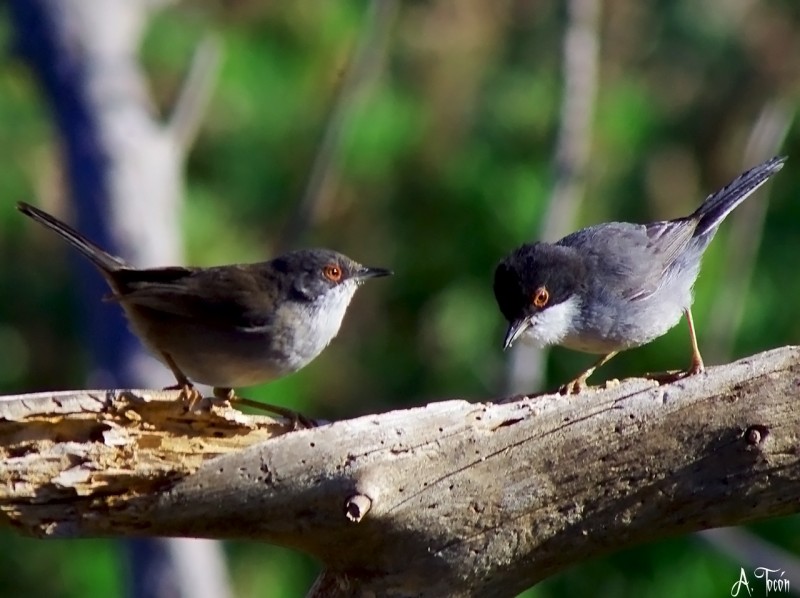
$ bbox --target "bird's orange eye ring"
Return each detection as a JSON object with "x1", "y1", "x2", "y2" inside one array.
[
  {"x1": 532, "y1": 286, "x2": 549, "y2": 308},
  {"x1": 323, "y1": 264, "x2": 343, "y2": 282}
]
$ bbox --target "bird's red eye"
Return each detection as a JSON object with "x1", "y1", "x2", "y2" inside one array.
[
  {"x1": 323, "y1": 264, "x2": 343, "y2": 282},
  {"x1": 532, "y1": 286, "x2": 549, "y2": 308}
]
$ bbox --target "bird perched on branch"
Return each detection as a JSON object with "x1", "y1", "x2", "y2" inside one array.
[
  {"x1": 493, "y1": 155, "x2": 786, "y2": 393},
  {"x1": 18, "y1": 202, "x2": 392, "y2": 425}
]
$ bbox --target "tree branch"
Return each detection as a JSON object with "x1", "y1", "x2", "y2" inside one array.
[
  {"x1": 2, "y1": 346, "x2": 799, "y2": 597},
  {"x1": 277, "y1": 0, "x2": 399, "y2": 251},
  {"x1": 168, "y1": 34, "x2": 223, "y2": 155}
]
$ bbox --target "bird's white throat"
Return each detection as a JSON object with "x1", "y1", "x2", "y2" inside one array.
[{"x1": 519, "y1": 294, "x2": 581, "y2": 348}]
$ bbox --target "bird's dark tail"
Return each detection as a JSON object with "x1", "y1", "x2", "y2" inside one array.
[
  {"x1": 17, "y1": 202, "x2": 127, "y2": 273},
  {"x1": 692, "y1": 155, "x2": 786, "y2": 238}
]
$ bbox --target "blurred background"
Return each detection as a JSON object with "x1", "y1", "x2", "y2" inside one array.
[{"x1": 1, "y1": 0, "x2": 799, "y2": 596}]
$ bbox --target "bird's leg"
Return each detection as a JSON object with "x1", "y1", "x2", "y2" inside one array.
[
  {"x1": 684, "y1": 308, "x2": 705, "y2": 375},
  {"x1": 213, "y1": 387, "x2": 316, "y2": 430},
  {"x1": 160, "y1": 352, "x2": 203, "y2": 408},
  {"x1": 646, "y1": 309, "x2": 707, "y2": 385},
  {"x1": 560, "y1": 351, "x2": 618, "y2": 395}
]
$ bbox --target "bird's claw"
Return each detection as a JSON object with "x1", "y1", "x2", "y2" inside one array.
[
  {"x1": 559, "y1": 378, "x2": 588, "y2": 395},
  {"x1": 687, "y1": 358, "x2": 705, "y2": 376},
  {"x1": 646, "y1": 362, "x2": 705, "y2": 385},
  {"x1": 215, "y1": 389, "x2": 316, "y2": 431},
  {"x1": 163, "y1": 383, "x2": 205, "y2": 410}
]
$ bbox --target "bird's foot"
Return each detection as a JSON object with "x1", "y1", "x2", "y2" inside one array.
[
  {"x1": 213, "y1": 388, "x2": 316, "y2": 430},
  {"x1": 557, "y1": 353, "x2": 615, "y2": 395},
  {"x1": 687, "y1": 355, "x2": 705, "y2": 376},
  {"x1": 558, "y1": 377, "x2": 589, "y2": 395},
  {"x1": 164, "y1": 382, "x2": 204, "y2": 410},
  {"x1": 646, "y1": 361, "x2": 705, "y2": 385},
  {"x1": 644, "y1": 369, "x2": 684, "y2": 384}
]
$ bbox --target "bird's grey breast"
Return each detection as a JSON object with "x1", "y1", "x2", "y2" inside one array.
[{"x1": 267, "y1": 281, "x2": 359, "y2": 372}]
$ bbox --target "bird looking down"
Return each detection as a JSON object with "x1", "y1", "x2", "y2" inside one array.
[{"x1": 493, "y1": 155, "x2": 786, "y2": 393}]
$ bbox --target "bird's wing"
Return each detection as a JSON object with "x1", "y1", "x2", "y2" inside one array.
[
  {"x1": 642, "y1": 217, "x2": 697, "y2": 267},
  {"x1": 108, "y1": 265, "x2": 278, "y2": 330},
  {"x1": 558, "y1": 219, "x2": 696, "y2": 301}
]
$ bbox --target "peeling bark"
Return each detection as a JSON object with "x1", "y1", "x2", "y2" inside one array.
[{"x1": 2, "y1": 346, "x2": 799, "y2": 597}]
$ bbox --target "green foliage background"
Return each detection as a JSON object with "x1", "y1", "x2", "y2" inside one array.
[{"x1": 1, "y1": 1, "x2": 799, "y2": 596}]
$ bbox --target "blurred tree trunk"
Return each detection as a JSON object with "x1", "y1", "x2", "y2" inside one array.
[{"x1": 8, "y1": 2, "x2": 228, "y2": 598}]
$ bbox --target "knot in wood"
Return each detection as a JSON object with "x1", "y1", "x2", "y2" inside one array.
[
  {"x1": 745, "y1": 424, "x2": 769, "y2": 446},
  {"x1": 345, "y1": 494, "x2": 372, "y2": 523}
]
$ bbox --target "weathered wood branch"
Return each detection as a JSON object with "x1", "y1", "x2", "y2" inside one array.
[{"x1": 2, "y1": 346, "x2": 799, "y2": 597}]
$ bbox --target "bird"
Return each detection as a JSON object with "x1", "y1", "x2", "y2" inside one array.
[
  {"x1": 493, "y1": 155, "x2": 786, "y2": 394},
  {"x1": 18, "y1": 202, "x2": 392, "y2": 424}
]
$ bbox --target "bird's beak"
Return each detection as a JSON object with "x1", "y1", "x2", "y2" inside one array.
[
  {"x1": 503, "y1": 317, "x2": 531, "y2": 350},
  {"x1": 355, "y1": 266, "x2": 393, "y2": 280}
]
